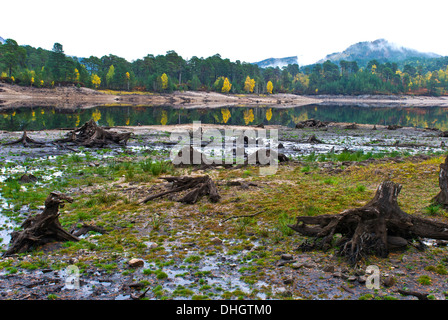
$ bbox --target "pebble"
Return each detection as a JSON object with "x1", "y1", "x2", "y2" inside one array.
[
  {"x1": 322, "y1": 265, "x2": 335, "y2": 273},
  {"x1": 281, "y1": 254, "x2": 293, "y2": 260},
  {"x1": 211, "y1": 237, "x2": 223, "y2": 245},
  {"x1": 127, "y1": 258, "x2": 144, "y2": 268}
]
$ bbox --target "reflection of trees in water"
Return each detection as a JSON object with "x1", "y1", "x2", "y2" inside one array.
[{"x1": 2, "y1": 105, "x2": 448, "y2": 131}]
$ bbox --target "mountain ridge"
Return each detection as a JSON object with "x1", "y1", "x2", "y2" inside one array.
[
  {"x1": 253, "y1": 56, "x2": 298, "y2": 69},
  {"x1": 253, "y1": 39, "x2": 442, "y2": 69},
  {"x1": 316, "y1": 39, "x2": 440, "y2": 67}
]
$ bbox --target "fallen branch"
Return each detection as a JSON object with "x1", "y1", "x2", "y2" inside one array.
[
  {"x1": 220, "y1": 211, "x2": 264, "y2": 223},
  {"x1": 396, "y1": 289, "x2": 429, "y2": 300}
]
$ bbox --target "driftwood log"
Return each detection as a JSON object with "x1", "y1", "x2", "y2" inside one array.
[
  {"x1": 3, "y1": 131, "x2": 46, "y2": 147},
  {"x1": 141, "y1": 175, "x2": 220, "y2": 204},
  {"x1": 4, "y1": 192, "x2": 79, "y2": 256},
  {"x1": 289, "y1": 181, "x2": 448, "y2": 264},
  {"x1": 55, "y1": 119, "x2": 132, "y2": 147}
]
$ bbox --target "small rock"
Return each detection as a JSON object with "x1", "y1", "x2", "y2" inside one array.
[
  {"x1": 211, "y1": 237, "x2": 223, "y2": 245},
  {"x1": 283, "y1": 277, "x2": 294, "y2": 285},
  {"x1": 281, "y1": 254, "x2": 293, "y2": 260},
  {"x1": 347, "y1": 276, "x2": 357, "y2": 282},
  {"x1": 291, "y1": 262, "x2": 303, "y2": 269},
  {"x1": 68, "y1": 257, "x2": 78, "y2": 265},
  {"x1": 128, "y1": 258, "x2": 144, "y2": 268},
  {"x1": 303, "y1": 263, "x2": 317, "y2": 269},
  {"x1": 322, "y1": 265, "x2": 335, "y2": 273},
  {"x1": 332, "y1": 271, "x2": 342, "y2": 278},
  {"x1": 382, "y1": 275, "x2": 396, "y2": 287},
  {"x1": 358, "y1": 275, "x2": 367, "y2": 283}
]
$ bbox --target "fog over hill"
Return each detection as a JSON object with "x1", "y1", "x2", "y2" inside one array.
[
  {"x1": 317, "y1": 39, "x2": 440, "y2": 66},
  {"x1": 254, "y1": 39, "x2": 442, "y2": 69}
]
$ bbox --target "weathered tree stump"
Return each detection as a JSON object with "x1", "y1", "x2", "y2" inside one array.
[
  {"x1": 344, "y1": 123, "x2": 358, "y2": 130},
  {"x1": 55, "y1": 119, "x2": 132, "y2": 147},
  {"x1": 306, "y1": 135, "x2": 323, "y2": 144},
  {"x1": 289, "y1": 181, "x2": 448, "y2": 264},
  {"x1": 432, "y1": 155, "x2": 448, "y2": 208},
  {"x1": 4, "y1": 192, "x2": 79, "y2": 256},
  {"x1": 295, "y1": 119, "x2": 328, "y2": 129},
  {"x1": 141, "y1": 175, "x2": 220, "y2": 204},
  {"x1": 3, "y1": 131, "x2": 46, "y2": 147}
]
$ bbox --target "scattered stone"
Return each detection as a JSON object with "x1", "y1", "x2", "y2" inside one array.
[
  {"x1": 281, "y1": 254, "x2": 293, "y2": 260},
  {"x1": 211, "y1": 237, "x2": 223, "y2": 245},
  {"x1": 332, "y1": 271, "x2": 343, "y2": 278},
  {"x1": 357, "y1": 275, "x2": 367, "y2": 284},
  {"x1": 322, "y1": 265, "x2": 335, "y2": 273},
  {"x1": 291, "y1": 262, "x2": 304, "y2": 269},
  {"x1": 382, "y1": 275, "x2": 396, "y2": 287},
  {"x1": 283, "y1": 277, "x2": 294, "y2": 285},
  {"x1": 128, "y1": 258, "x2": 144, "y2": 268}
]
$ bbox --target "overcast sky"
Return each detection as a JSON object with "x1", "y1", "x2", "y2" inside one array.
[{"x1": 2, "y1": 0, "x2": 448, "y2": 65}]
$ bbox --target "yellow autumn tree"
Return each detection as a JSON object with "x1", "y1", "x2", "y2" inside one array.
[
  {"x1": 244, "y1": 76, "x2": 255, "y2": 93},
  {"x1": 161, "y1": 73, "x2": 168, "y2": 90},
  {"x1": 266, "y1": 81, "x2": 273, "y2": 94},
  {"x1": 222, "y1": 77, "x2": 232, "y2": 93},
  {"x1": 160, "y1": 110, "x2": 168, "y2": 125},
  {"x1": 92, "y1": 109, "x2": 102, "y2": 122},
  {"x1": 126, "y1": 72, "x2": 130, "y2": 90},
  {"x1": 91, "y1": 74, "x2": 101, "y2": 89},
  {"x1": 74, "y1": 68, "x2": 80, "y2": 82},
  {"x1": 221, "y1": 108, "x2": 231, "y2": 123},
  {"x1": 243, "y1": 109, "x2": 254, "y2": 125},
  {"x1": 266, "y1": 108, "x2": 272, "y2": 121}
]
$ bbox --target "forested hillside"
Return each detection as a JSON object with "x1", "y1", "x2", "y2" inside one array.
[{"x1": 1, "y1": 38, "x2": 448, "y2": 96}]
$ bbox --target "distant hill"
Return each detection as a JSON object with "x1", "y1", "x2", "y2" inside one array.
[
  {"x1": 253, "y1": 56, "x2": 298, "y2": 69},
  {"x1": 316, "y1": 39, "x2": 441, "y2": 67},
  {"x1": 0, "y1": 36, "x2": 5, "y2": 44}
]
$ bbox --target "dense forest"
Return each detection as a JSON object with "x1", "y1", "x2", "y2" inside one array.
[{"x1": 1, "y1": 38, "x2": 448, "y2": 96}]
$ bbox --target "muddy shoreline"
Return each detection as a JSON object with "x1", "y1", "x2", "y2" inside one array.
[
  {"x1": 0, "y1": 83, "x2": 320, "y2": 110},
  {"x1": 2, "y1": 82, "x2": 448, "y2": 110}
]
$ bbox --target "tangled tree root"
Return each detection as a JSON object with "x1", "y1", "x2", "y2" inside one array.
[
  {"x1": 55, "y1": 119, "x2": 132, "y2": 147},
  {"x1": 4, "y1": 192, "x2": 79, "y2": 256},
  {"x1": 140, "y1": 175, "x2": 220, "y2": 204},
  {"x1": 289, "y1": 181, "x2": 448, "y2": 264},
  {"x1": 3, "y1": 131, "x2": 46, "y2": 147}
]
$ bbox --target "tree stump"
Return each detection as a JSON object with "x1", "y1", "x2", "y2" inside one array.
[
  {"x1": 432, "y1": 155, "x2": 448, "y2": 208},
  {"x1": 295, "y1": 119, "x2": 328, "y2": 129},
  {"x1": 3, "y1": 131, "x2": 46, "y2": 147},
  {"x1": 140, "y1": 175, "x2": 220, "y2": 204},
  {"x1": 289, "y1": 181, "x2": 448, "y2": 264},
  {"x1": 4, "y1": 192, "x2": 79, "y2": 256},
  {"x1": 306, "y1": 135, "x2": 323, "y2": 144},
  {"x1": 55, "y1": 119, "x2": 132, "y2": 147}
]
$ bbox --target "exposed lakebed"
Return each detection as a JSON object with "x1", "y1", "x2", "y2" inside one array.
[{"x1": 0, "y1": 120, "x2": 448, "y2": 300}]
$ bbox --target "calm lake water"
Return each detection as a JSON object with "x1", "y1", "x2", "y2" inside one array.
[{"x1": 1, "y1": 104, "x2": 448, "y2": 131}]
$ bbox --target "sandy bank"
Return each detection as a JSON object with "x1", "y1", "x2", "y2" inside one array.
[{"x1": 0, "y1": 83, "x2": 320, "y2": 110}]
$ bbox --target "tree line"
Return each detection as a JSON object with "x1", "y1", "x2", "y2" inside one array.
[{"x1": 1, "y1": 38, "x2": 448, "y2": 96}]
